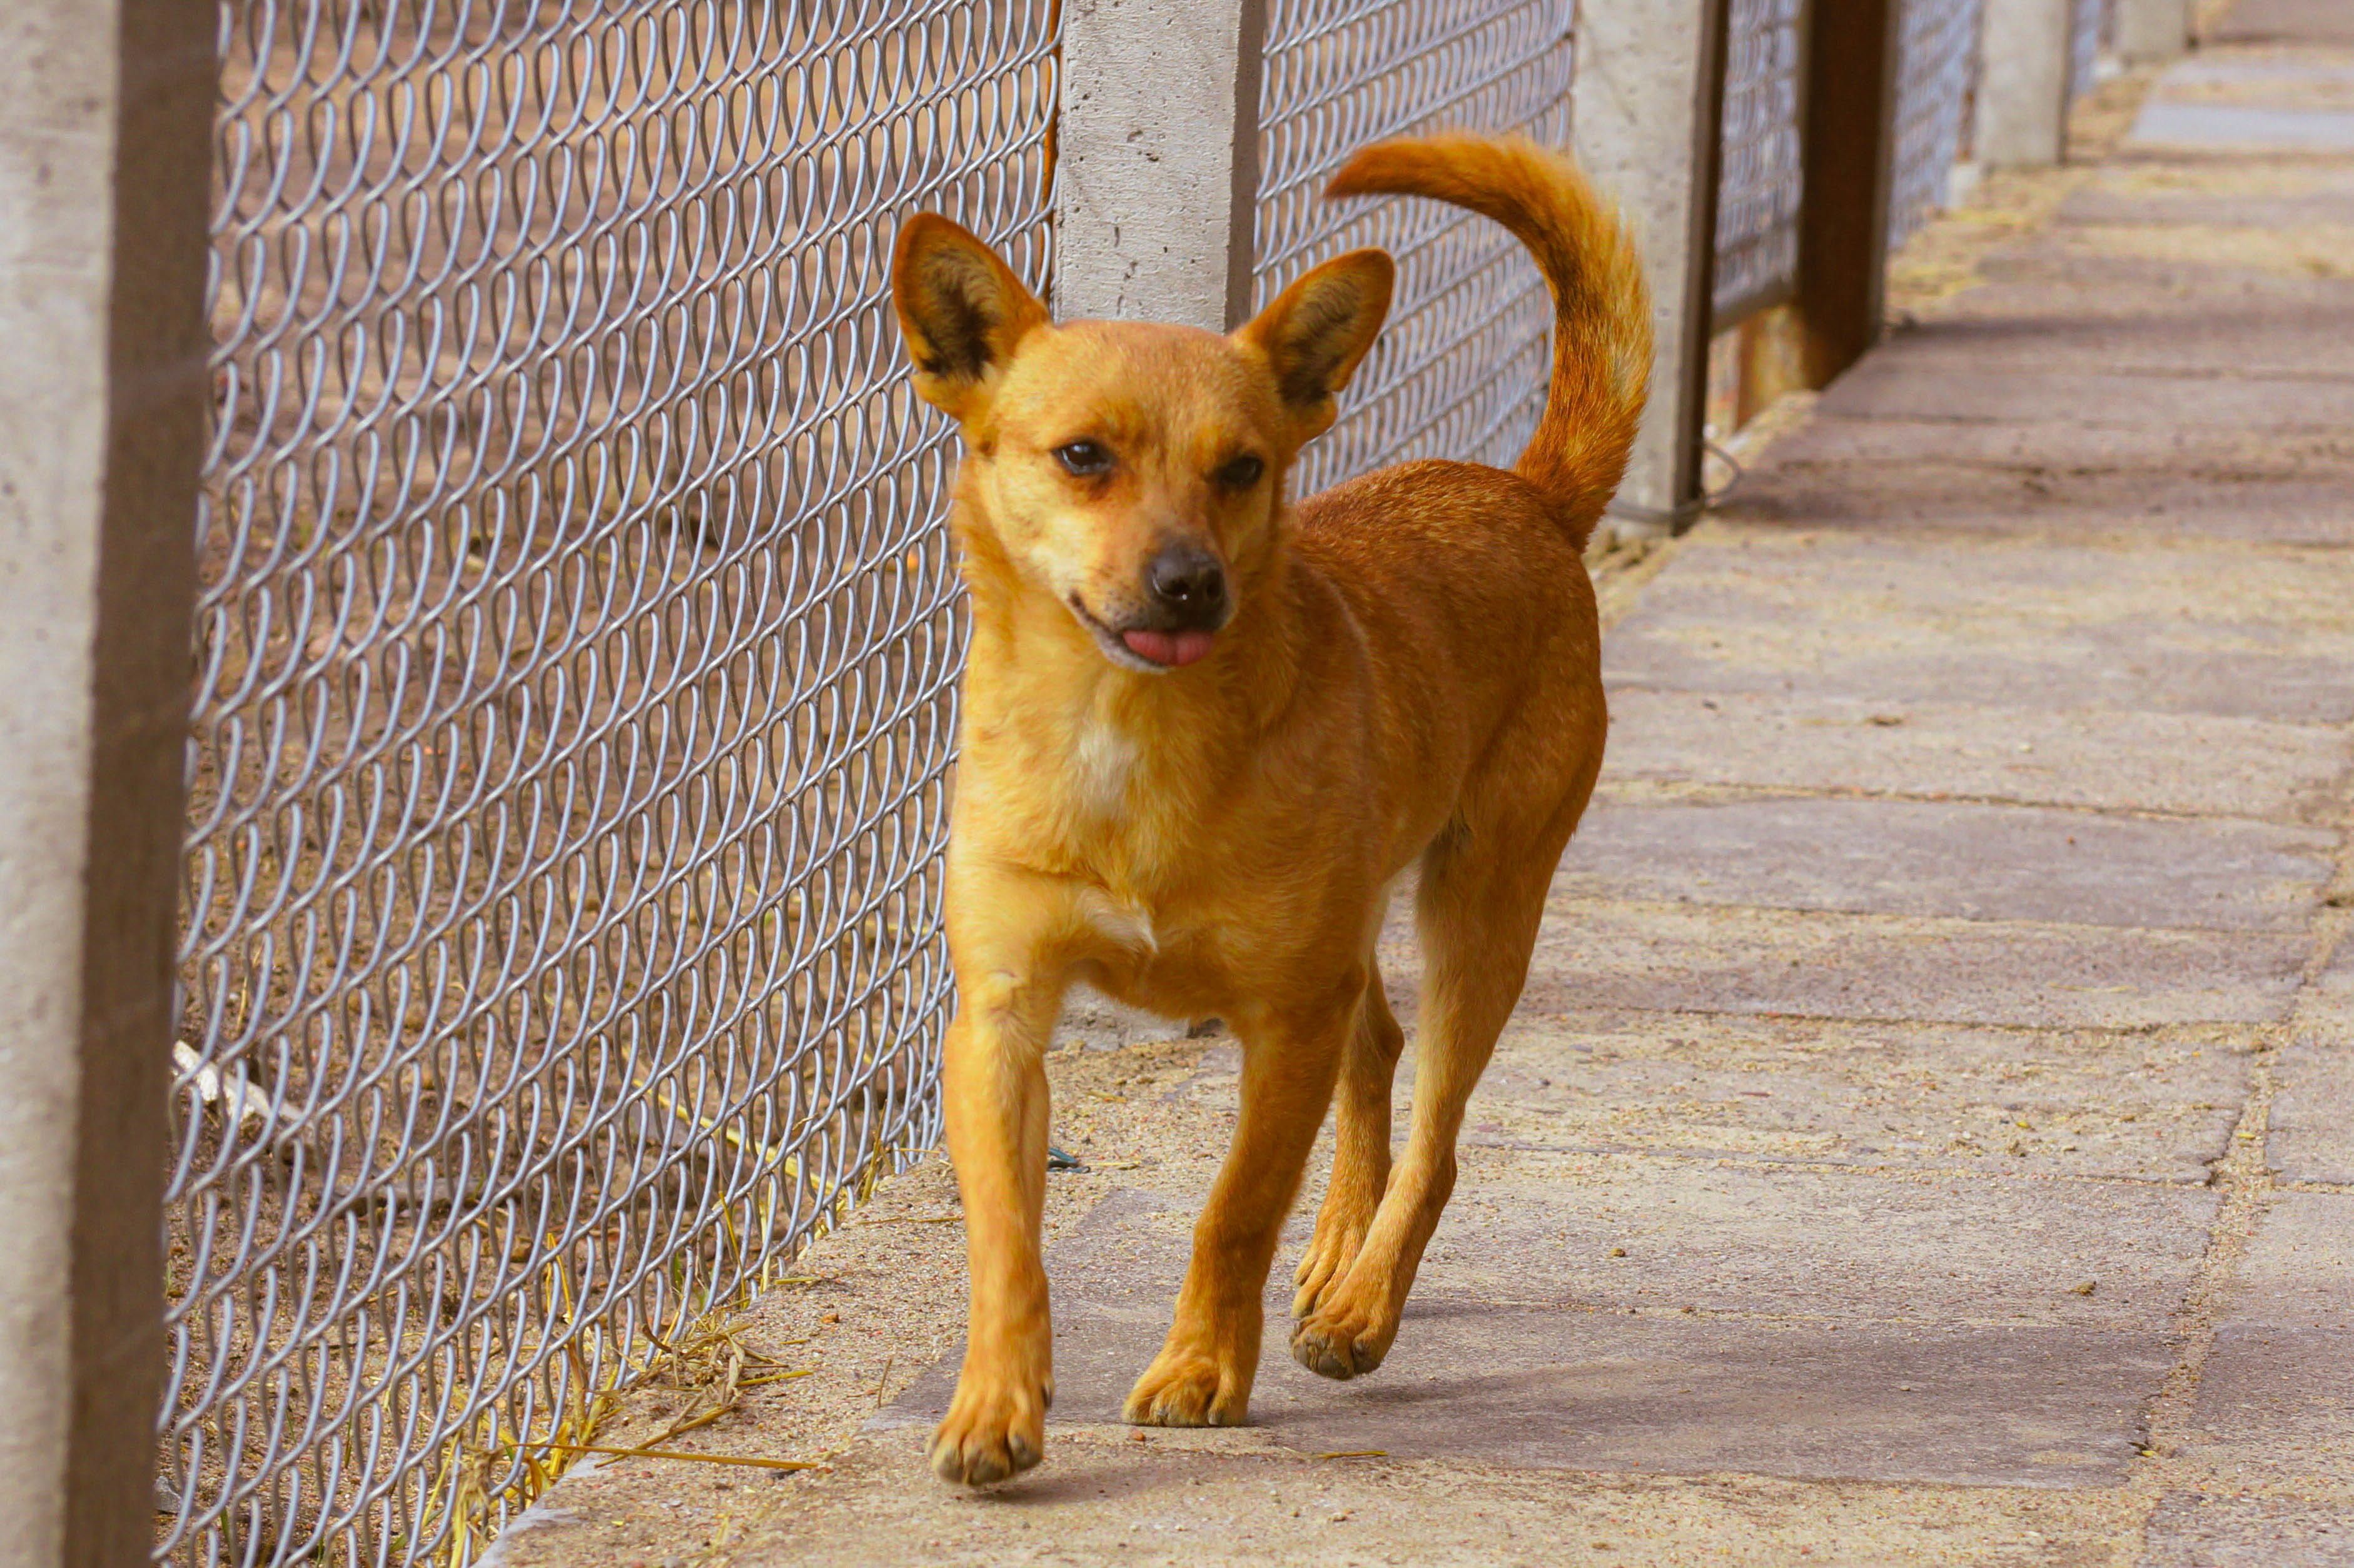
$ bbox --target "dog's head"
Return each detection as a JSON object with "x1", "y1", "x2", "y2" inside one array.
[{"x1": 891, "y1": 215, "x2": 1392, "y2": 672}]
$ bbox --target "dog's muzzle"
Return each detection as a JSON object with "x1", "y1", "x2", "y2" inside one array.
[
  {"x1": 1069, "y1": 542, "x2": 1233, "y2": 671},
  {"x1": 1110, "y1": 542, "x2": 1229, "y2": 668},
  {"x1": 1144, "y1": 541, "x2": 1227, "y2": 631}
]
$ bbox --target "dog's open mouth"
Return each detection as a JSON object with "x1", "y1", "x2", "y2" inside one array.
[{"x1": 1069, "y1": 599, "x2": 1219, "y2": 672}]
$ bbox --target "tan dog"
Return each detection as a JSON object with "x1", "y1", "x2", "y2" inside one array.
[{"x1": 890, "y1": 133, "x2": 1650, "y2": 1485}]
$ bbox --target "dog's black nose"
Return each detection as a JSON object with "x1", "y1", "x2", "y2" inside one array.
[{"x1": 1145, "y1": 543, "x2": 1226, "y2": 625}]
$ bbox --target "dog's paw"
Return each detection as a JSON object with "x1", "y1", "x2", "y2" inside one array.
[
  {"x1": 1291, "y1": 1215, "x2": 1370, "y2": 1320},
  {"x1": 929, "y1": 1365, "x2": 1052, "y2": 1486},
  {"x1": 1291, "y1": 1287, "x2": 1399, "y2": 1382},
  {"x1": 1123, "y1": 1347, "x2": 1249, "y2": 1427}
]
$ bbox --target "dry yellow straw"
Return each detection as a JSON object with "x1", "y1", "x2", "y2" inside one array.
[{"x1": 535, "y1": 1440, "x2": 820, "y2": 1473}]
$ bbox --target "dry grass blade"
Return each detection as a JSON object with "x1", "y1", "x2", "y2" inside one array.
[
  {"x1": 525, "y1": 1442, "x2": 821, "y2": 1474},
  {"x1": 604, "y1": 1308, "x2": 824, "y2": 1467}
]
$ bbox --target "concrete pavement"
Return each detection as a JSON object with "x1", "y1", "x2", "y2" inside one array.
[{"x1": 493, "y1": 17, "x2": 2354, "y2": 1567}]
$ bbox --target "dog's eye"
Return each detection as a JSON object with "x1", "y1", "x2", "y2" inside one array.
[
  {"x1": 1053, "y1": 440, "x2": 1113, "y2": 476},
  {"x1": 1215, "y1": 454, "x2": 1265, "y2": 490}
]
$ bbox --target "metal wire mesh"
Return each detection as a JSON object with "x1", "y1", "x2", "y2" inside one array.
[
  {"x1": 2070, "y1": 0, "x2": 2121, "y2": 103},
  {"x1": 1254, "y1": 0, "x2": 1576, "y2": 497},
  {"x1": 166, "y1": 2, "x2": 1056, "y2": 1560},
  {"x1": 1713, "y1": 0, "x2": 1807, "y2": 324},
  {"x1": 1889, "y1": 0, "x2": 1986, "y2": 253}
]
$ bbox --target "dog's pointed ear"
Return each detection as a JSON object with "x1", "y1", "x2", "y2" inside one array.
[
  {"x1": 1233, "y1": 248, "x2": 1394, "y2": 440},
  {"x1": 892, "y1": 214, "x2": 1050, "y2": 423}
]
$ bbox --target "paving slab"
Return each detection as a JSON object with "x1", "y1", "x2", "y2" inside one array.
[
  {"x1": 2149, "y1": 49, "x2": 2354, "y2": 100},
  {"x1": 2144, "y1": 1492, "x2": 2354, "y2": 1567},
  {"x1": 1557, "y1": 796, "x2": 2333, "y2": 932},
  {"x1": 2062, "y1": 164, "x2": 2354, "y2": 226},
  {"x1": 1515, "y1": 900, "x2": 2307, "y2": 1028},
  {"x1": 1143, "y1": 1312, "x2": 2165, "y2": 1488},
  {"x1": 1604, "y1": 613, "x2": 2354, "y2": 723},
  {"x1": 2185, "y1": 1193, "x2": 2354, "y2": 1487},
  {"x1": 2213, "y1": 0, "x2": 2354, "y2": 46},
  {"x1": 1603, "y1": 531, "x2": 2354, "y2": 723},
  {"x1": 1934, "y1": 263, "x2": 2354, "y2": 374},
  {"x1": 2129, "y1": 102, "x2": 2354, "y2": 151},
  {"x1": 1925, "y1": 164, "x2": 2354, "y2": 270},
  {"x1": 2128, "y1": 51, "x2": 2354, "y2": 149},
  {"x1": 1917, "y1": 282, "x2": 2354, "y2": 374},
  {"x1": 1816, "y1": 360, "x2": 2354, "y2": 431},
  {"x1": 1958, "y1": 248, "x2": 2354, "y2": 324},
  {"x1": 1971, "y1": 234, "x2": 2354, "y2": 291},
  {"x1": 1603, "y1": 688, "x2": 2351, "y2": 823},
  {"x1": 2059, "y1": 189, "x2": 2354, "y2": 228},
  {"x1": 709, "y1": 1439, "x2": 2138, "y2": 1568},
  {"x1": 2318, "y1": 938, "x2": 2354, "y2": 1033},
  {"x1": 880, "y1": 1167, "x2": 2205, "y2": 1487},
  {"x1": 1624, "y1": 527, "x2": 2354, "y2": 632},
  {"x1": 2273, "y1": 944, "x2": 2354, "y2": 1184},
  {"x1": 1179, "y1": 1010, "x2": 2247, "y2": 1183},
  {"x1": 1974, "y1": 233, "x2": 2354, "y2": 288},
  {"x1": 1724, "y1": 447, "x2": 2354, "y2": 549},
  {"x1": 1410, "y1": 1152, "x2": 2218, "y2": 1325},
  {"x1": 1458, "y1": 1012, "x2": 2246, "y2": 1183},
  {"x1": 2275, "y1": 1042, "x2": 2354, "y2": 1185},
  {"x1": 1762, "y1": 410, "x2": 2354, "y2": 476},
  {"x1": 2006, "y1": 228, "x2": 2354, "y2": 299}
]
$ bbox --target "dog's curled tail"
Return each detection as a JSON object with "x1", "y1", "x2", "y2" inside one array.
[{"x1": 1325, "y1": 134, "x2": 1652, "y2": 548}]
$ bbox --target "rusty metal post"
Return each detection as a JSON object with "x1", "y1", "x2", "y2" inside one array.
[{"x1": 1795, "y1": 0, "x2": 1904, "y2": 387}]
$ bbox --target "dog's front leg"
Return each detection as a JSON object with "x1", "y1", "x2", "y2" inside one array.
[
  {"x1": 929, "y1": 926, "x2": 1068, "y2": 1485},
  {"x1": 1124, "y1": 985, "x2": 1352, "y2": 1427}
]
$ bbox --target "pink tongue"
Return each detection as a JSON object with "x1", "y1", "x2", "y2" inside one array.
[{"x1": 1121, "y1": 628, "x2": 1216, "y2": 667}]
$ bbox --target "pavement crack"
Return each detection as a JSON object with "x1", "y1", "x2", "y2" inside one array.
[{"x1": 2116, "y1": 788, "x2": 2354, "y2": 1560}]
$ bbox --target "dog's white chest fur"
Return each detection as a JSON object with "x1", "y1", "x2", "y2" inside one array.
[{"x1": 1069, "y1": 714, "x2": 1138, "y2": 818}]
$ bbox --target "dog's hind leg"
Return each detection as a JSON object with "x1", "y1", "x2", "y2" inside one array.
[
  {"x1": 1290, "y1": 808, "x2": 1575, "y2": 1381},
  {"x1": 1126, "y1": 979, "x2": 1354, "y2": 1426},
  {"x1": 1293, "y1": 957, "x2": 1406, "y2": 1320}
]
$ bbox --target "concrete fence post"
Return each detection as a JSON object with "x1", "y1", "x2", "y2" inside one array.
[
  {"x1": 2116, "y1": 0, "x2": 2193, "y2": 61},
  {"x1": 1056, "y1": 0, "x2": 1739, "y2": 537},
  {"x1": 1053, "y1": 0, "x2": 1268, "y2": 333},
  {"x1": 1572, "y1": 0, "x2": 1733, "y2": 536},
  {"x1": 0, "y1": 0, "x2": 212, "y2": 1561},
  {"x1": 1978, "y1": 0, "x2": 2076, "y2": 166}
]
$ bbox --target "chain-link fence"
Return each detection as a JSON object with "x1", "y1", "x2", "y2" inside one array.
[
  {"x1": 1254, "y1": 0, "x2": 1577, "y2": 495},
  {"x1": 1713, "y1": 0, "x2": 1807, "y2": 324},
  {"x1": 2070, "y1": 0, "x2": 2118, "y2": 102},
  {"x1": 167, "y1": 1, "x2": 1056, "y2": 1559},
  {"x1": 166, "y1": 0, "x2": 1592, "y2": 1558},
  {"x1": 2071, "y1": 0, "x2": 2099, "y2": 99},
  {"x1": 1889, "y1": 0, "x2": 1988, "y2": 252},
  {"x1": 149, "y1": 0, "x2": 2069, "y2": 1559}
]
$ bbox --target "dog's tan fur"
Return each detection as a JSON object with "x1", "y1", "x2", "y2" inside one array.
[{"x1": 890, "y1": 133, "x2": 1652, "y2": 1485}]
